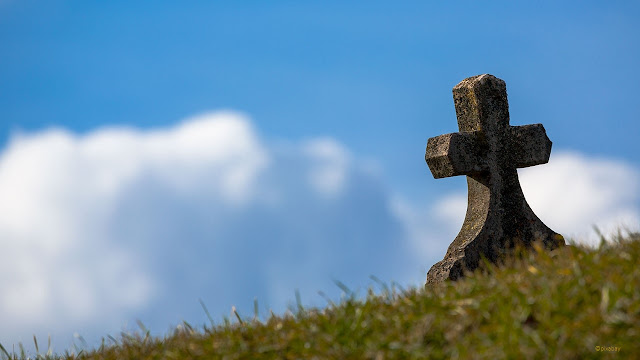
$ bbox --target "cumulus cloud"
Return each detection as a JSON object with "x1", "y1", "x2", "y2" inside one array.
[
  {"x1": 303, "y1": 138, "x2": 351, "y2": 197},
  {"x1": 0, "y1": 112, "x2": 636, "y2": 353},
  {"x1": 0, "y1": 112, "x2": 411, "y2": 351},
  {"x1": 521, "y1": 152, "x2": 640, "y2": 243},
  {"x1": 0, "y1": 111, "x2": 269, "y2": 347},
  {"x1": 426, "y1": 152, "x2": 640, "y2": 248}
]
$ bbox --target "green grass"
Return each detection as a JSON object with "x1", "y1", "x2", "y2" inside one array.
[{"x1": 3, "y1": 232, "x2": 639, "y2": 359}]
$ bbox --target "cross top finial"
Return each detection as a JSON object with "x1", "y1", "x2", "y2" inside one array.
[
  {"x1": 453, "y1": 74, "x2": 509, "y2": 132},
  {"x1": 424, "y1": 74, "x2": 564, "y2": 284}
]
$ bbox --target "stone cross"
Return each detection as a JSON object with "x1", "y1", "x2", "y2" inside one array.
[{"x1": 425, "y1": 74, "x2": 565, "y2": 284}]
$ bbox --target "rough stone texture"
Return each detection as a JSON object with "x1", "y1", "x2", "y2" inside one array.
[{"x1": 425, "y1": 74, "x2": 565, "y2": 284}]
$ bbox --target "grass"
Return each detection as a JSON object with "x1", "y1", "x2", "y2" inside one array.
[{"x1": 3, "y1": 231, "x2": 639, "y2": 359}]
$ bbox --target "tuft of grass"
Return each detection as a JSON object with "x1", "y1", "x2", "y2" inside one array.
[{"x1": 3, "y1": 232, "x2": 640, "y2": 359}]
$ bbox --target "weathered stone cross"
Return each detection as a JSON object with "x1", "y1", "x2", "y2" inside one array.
[{"x1": 425, "y1": 74, "x2": 565, "y2": 284}]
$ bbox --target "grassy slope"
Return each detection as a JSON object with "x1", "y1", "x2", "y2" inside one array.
[{"x1": 3, "y1": 232, "x2": 639, "y2": 359}]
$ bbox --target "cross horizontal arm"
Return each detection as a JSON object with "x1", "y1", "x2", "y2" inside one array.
[
  {"x1": 508, "y1": 124, "x2": 552, "y2": 168},
  {"x1": 425, "y1": 131, "x2": 488, "y2": 179}
]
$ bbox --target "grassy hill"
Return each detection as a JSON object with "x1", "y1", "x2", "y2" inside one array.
[{"x1": 3, "y1": 232, "x2": 639, "y2": 359}]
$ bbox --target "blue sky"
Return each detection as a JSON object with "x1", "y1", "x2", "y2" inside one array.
[{"x1": 1, "y1": 0, "x2": 639, "y2": 353}]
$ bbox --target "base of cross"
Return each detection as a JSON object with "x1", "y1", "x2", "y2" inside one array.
[
  {"x1": 425, "y1": 176, "x2": 566, "y2": 284},
  {"x1": 426, "y1": 229, "x2": 565, "y2": 284},
  {"x1": 425, "y1": 176, "x2": 566, "y2": 285}
]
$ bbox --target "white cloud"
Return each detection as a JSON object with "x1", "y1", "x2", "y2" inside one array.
[
  {"x1": 520, "y1": 151, "x2": 640, "y2": 244},
  {"x1": 0, "y1": 128, "x2": 155, "y2": 328},
  {"x1": 303, "y1": 138, "x2": 350, "y2": 197},
  {"x1": 0, "y1": 112, "x2": 411, "y2": 352},
  {"x1": 0, "y1": 112, "x2": 268, "y2": 349},
  {"x1": 0, "y1": 112, "x2": 636, "y2": 353}
]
